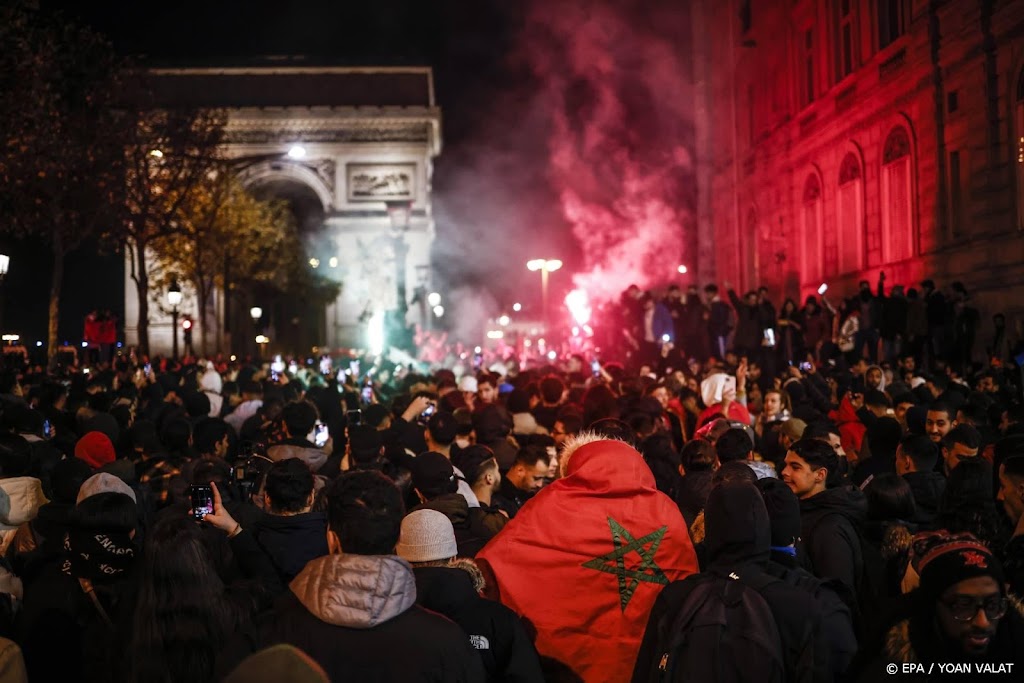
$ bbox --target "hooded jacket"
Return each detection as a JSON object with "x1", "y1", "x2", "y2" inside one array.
[
  {"x1": 633, "y1": 483, "x2": 830, "y2": 683},
  {"x1": 252, "y1": 511, "x2": 329, "y2": 583},
  {"x1": 413, "y1": 493, "x2": 496, "y2": 558},
  {"x1": 829, "y1": 395, "x2": 867, "y2": 461},
  {"x1": 478, "y1": 436, "x2": 697, "y2": 683},
  {"x1": 0, "y1": 478, "x2": 47, "y2": 557},
  {"x1": 414, "y1": 561, "x2": 544, "y2": 682},
  {"x1": 267, "y1": 438, "x2": 330, "y2": 472},
  {"x1": 901, "y1": 471, "x2": 946, "y2": 526},
  {"x1": 799, "y1": 485, "x2": 868, "y2": 598},
  {"x1": 217, "y1": 553, "x2": 484, "y2": 682}
]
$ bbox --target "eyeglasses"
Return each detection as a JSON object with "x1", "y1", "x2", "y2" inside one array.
[{"x1": 942, "y1": 595, "x2": 1007, "y2": 622}]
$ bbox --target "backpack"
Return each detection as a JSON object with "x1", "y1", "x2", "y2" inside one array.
[{"x1": 653, "y1": 570, "x2": 785, "y2": 683}]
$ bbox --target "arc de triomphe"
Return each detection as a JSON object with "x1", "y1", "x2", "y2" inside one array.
[{"x1": 124, "y1": 64, "x2": 441, "y2": 356}]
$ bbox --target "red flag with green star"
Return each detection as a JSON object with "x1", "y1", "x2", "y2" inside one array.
[{"x1": 477, "y1": 438, "x2": 698, "y2": 683}]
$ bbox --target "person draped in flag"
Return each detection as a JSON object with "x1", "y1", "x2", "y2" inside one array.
[{"x1": 477, "y1": 429, "x2": 699, "y2": 682}]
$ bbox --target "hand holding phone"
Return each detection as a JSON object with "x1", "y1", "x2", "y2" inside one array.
[
  {"x1": 189, "y1": 484, "x2": 214, "y2": 521},
  {"x1": 314, "y1": 423, "x2": 329, "y2": 447}
]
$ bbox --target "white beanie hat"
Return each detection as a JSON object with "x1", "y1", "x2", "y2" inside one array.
[
  {"x1": 77, "y1": 472, "x2": 137, "y2": 505},
  {"x1": 395, "y1": 509, "x2": 458, "y2": 563}
]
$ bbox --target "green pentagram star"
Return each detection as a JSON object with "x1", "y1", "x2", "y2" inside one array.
[{"x1": 581, "y1": 516, "x2": 669, "y2": 611}]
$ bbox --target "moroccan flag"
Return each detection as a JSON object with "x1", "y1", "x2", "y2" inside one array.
[{"x1": 477, "y1": 438, "x2": 698, "y2": 683}]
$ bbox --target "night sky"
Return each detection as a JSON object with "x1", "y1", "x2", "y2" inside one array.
[{"x1": 12, "y1": 1, "x2": 693, "y2": 347}]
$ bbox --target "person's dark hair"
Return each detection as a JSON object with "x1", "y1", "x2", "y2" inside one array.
[
  {"x1": 582, "y1": 384, "x2": 619, "y2": 427},
  {"x1": 927, "y1": 401, "x2": 955, "y2": 423},
  {"x1": 941, "y1": 424, "x2": 981, "y2": 451},
  {"x1": 865, "y1": 474, "x2": 917, "y2": 522},
  {"x1": 1003, "y1": 455, "x2": 1024, "y2": 481},
  {"x1": 282, "y1": 400, "x2": 319, "y2": 439},
  {"x1": 712, "y1": 460, "x2": 758, "y2": 486},
  {"x1": 867, "y1": 417, "x2": 903, "y2": 456},
  {"x1": 704, "y1": 284, "x2": 719, "y2": 294},
  {"x1": 265, "y1": 459, "x2": 315, "y2": 513},
  {"x1": 715, "y1": 427, "x2": 753, "y2": 464},
  {"x1": 130, "y1": 516, "x2": 235, "y2": 683},
  {"x1": 626, "y1": 412, "x2": 655, "y2": 438},
  {"x1": 193, "y1": 418, "x2": 230, "y2": 456},
  {"x1": 802, "y1": 421, "x2": 840, "y2": 441},
  {"x1": 937, "y1": 458, "x2": 1006, "y2": 550},
  {"x1": 864, "y1": 390, "x2": 891, "y2": 409},
  {"x1": 506, "y1": 389, "x2": 532, "y2": 414},
  {"x1": 0, "y1": 435, "x2": 32, "y2": 478},
  {"x1": 540, "y1": 375, "x2": 565, "y2": 404},
  {"x1": 588, "y1": 417, "x2": 637, "y2": 449},
  {"x1": 928, "y1": 374, "x2": 949, "y2": 392},
  {"x1": 73, "y1": 492, "x2": 137, "y2": 534},
  {"x1": 159, "y1": 418, "x2": 192, "y2": 453},
  {"x1": 554, "y1": 410, "x2": 583, "y2": 436},
  {"x1": 788, "y1": 438, "x2": 839, "y2": 480},
  {"x1": 640, "y1": 433, "x2": 681, "y2": 498},
  {"x1": 514, "y1": 443, "x2": 550, "y2": 470},
  {"x1": 681, "y1": 439, "x2": 717, "y2": 473},
  {"x1": 899, "y1": 434, "x2": 940, "y2": 471},
  {"x1": 326, "y1": 470, "x2": 404, "y2": 555}
]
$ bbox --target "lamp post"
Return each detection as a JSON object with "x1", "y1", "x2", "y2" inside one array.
[
  {"x1": 386, "y1": 201, "x2": 412, "y2": 349},
  {"x1": 167, "y1": 278, "x2": 182, "y2": 361},
  {"x1": 526, "y1": 259, "x2": 563, "y2": 331},
  {"x1": 250, "y1": 306, "x2": 262, "y2": 358}
]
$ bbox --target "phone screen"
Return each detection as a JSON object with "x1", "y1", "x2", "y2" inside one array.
[
  {"x1": 189, "y1": 484, "x2": 214, "y2": 521},
  {"x1": 591, "y1": 360, "x2": 601, "y2": 377},
  {"x1": 421, "y1": 402, "x2": 436, "y2": 419},
  {"x1": 361, "y1": 385, "x2": 373, "y2": 404},
  {"x1": 314, "y1": 424, "x2": 329, "y2": 447}
]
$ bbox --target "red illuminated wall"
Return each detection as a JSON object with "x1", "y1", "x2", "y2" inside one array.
[{"x1": 691, "y1": 0, "x2": 1024, "y2": 338}]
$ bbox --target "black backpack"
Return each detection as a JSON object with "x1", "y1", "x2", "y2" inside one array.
[{"x1": 653, "y1": 570, "x2": 786, "y2": 683}]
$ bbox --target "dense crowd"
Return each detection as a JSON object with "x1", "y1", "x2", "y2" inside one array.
[{"x1": 0, "y1": 275, "x2": 1020, "y2": 682}]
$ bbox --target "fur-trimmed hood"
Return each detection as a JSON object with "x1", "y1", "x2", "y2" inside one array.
[{"x1": 882, "y1": 593, "x2": 1024, "y2": 664}]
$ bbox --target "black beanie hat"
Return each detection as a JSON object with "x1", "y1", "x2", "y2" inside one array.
[
  {"x1": 756, "y1": 477, "x2": 802, "y2": 547},
  {"x1": 914, "y1": 531, "x2": 1005, "y2": 599}
]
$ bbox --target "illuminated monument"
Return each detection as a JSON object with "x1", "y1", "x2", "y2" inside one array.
[{"x1": 124, "y1": 63, "x2": 442, "y2": 355}]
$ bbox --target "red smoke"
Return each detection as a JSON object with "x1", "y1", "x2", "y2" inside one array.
[{"x1": 521, "y1": 0, "x2": 696, "y2": 304}]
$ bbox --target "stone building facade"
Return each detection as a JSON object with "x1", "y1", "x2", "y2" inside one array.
[
  {"x1": 690, "y1": 0, "x2": 1024, "y2": 344},
  {"x1": 124, "y1": 64, "x2": 441, "y2": 355}
]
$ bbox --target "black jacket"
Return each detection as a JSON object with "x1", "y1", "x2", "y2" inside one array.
[
  {"x1": 491, "y1": 479, "x2": 534, "y2": 520},
  {"x1": 634, "y1": 483, "x2": 831, "y2": 683},
  {"x1": 217, "y1": 554, "x2": 485, "y2": 682},
  {"x1": 766, "y1": 553, "x2": 858, "y2": 678},
  {"x1": 415, "y1": 494, "x2": 497, "y2": 558},
  {"x1": 674, "y1": 471, "x2": 714, "y2": 527},
  {"x1": 902, "y1": 471, "x2": 946, "y2": 527},
  {"x1": 414, "y1": 562, "x2": 543, "y2": 682},
  {"x1": 799, "y1": 485, "x2": 868, "y2": 599},
  {"x1": 252, "y1": 511, "x2": 329, "y2": 582}
]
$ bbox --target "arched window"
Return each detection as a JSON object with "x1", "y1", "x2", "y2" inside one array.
[
  {"x1": 1016, "y1": 71, "x2": 1024, "y2": 231},
  {"x1": 881, "y1": 126, "x2": 915, "y2": 261},
  {"x1": 801, "y1": 174, "x2": 823, "y2": 283},
  {"x1": 837, "y1": 152, "x2": 864, "y2": 273}
]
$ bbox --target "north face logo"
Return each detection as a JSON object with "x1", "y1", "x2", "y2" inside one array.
[{"x1": 469, "y1": 635, "x2": 490, "y2": 650}]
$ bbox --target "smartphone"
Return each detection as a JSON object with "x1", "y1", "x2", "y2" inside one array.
[
  {"x1": 314, "y1": 424, "x2": 329, "y2": 447},
  {"x1": 800, "y1": 362, "x2": 813, "y2": 372},
  {"x1": 271, "y1": 370, "x2": 280, "y2": 382},
  {"x1": 817, "y1": 283, "x2": 828, "y2": 295},
  {"x1": 361, "y1": 383, "x2": 373, "y2": 404},
  {"x1": 347, "y1": 409, "x2": 362, "y2": 426},
  {"x1": 143, "y1": 363, "x2": 152, "y2": 375},
  {"x1": 189, "y1": 484, "x2": 214, "y2": 521},
  {"x1": 764, "y1": 328, "x2": 776, "y2": 347},
  {"x1": 42, "y1": 419, "x2": 51, "y2": 439},
  {"x1": 421, "y1": 402, "x2": 436, "y2": 419},
  {"x1": 591, "y1": 359, "x2": 601, "y2": 377}
]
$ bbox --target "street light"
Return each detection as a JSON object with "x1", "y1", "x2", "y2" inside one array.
[
  {"x1": 167, "y1": 278, "x2": 182, "y2": 361},
  {"x1": 255, "y1": 334, "x2": 269, "y2": 358},
  {"x1": 250, "y1": 306, "x2": 263, "y2": 358},
  {"x1": 526, "y1": 259, "x2": 562, "y2": 330}
]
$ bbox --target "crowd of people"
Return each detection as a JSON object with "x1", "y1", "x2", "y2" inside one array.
[{"x1": 0, "y1": 274, "x2": 1020, "y2": 682}]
